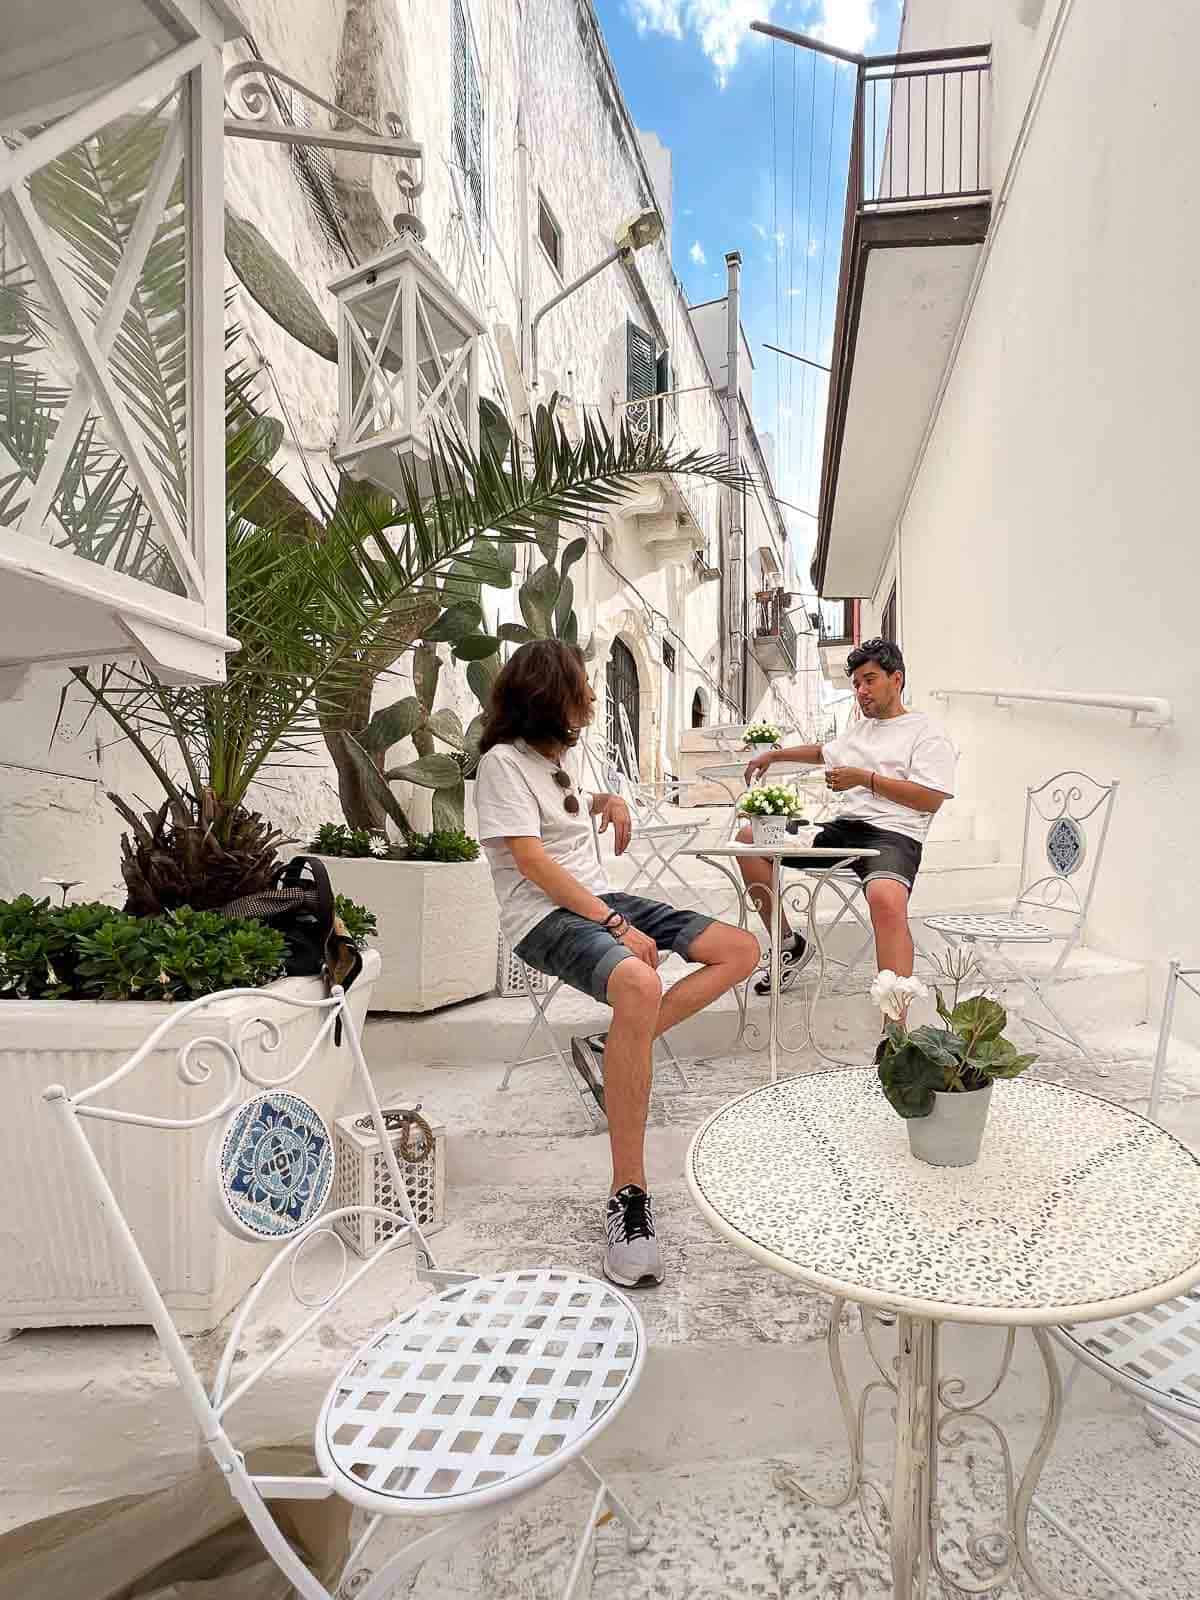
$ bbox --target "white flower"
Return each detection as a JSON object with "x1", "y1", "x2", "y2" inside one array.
[
  {"x1": 870, "y1": 970, "x2": 928, "y2": 1021},
  {"x1": 368, "y1": 835, "x2": 389, "y2": 858}
]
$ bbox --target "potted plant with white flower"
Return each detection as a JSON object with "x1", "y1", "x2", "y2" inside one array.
[
  {"x1": 743, "y1": 721, "x2": 782, "y2": 754},
  {"x1": 737, "y1": 784, "x2": 806, "y2": 847},
  {"x1": 872, "y1": 953, "x2": 1037, "y2": 1167}
]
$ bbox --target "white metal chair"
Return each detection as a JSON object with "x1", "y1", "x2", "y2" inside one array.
[
  {"x1": 924, "y1": 771, "x2": 1119, "y2": 1059},
  {"x1": 1035, "y1": 961, "x2": 1200, "y2": 1599},
  {"x1": 585, "y1": 718, "x2": 704, "y2": 906},
  {"x1": 43, "y1": 985, "x2": 649, "y2": 1600}
]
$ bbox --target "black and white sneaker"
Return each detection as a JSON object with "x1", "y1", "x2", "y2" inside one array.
[
  {"x1": 753, "y1": 933, "x2": 815, "y2": 996},
  {"x1": 603, "y1": 1185, "x2": 664, "y2": 1287},
  {"x1": 570, "y1": 1033, "x2": 608, "y2": 1113}
]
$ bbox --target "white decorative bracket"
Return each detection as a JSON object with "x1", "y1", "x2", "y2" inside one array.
[{"x1": 223, "y1": 61, "x2": 425, "y2": 200}]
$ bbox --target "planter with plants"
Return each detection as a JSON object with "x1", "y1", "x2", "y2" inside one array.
[
  {"x1": 737, "y1": 783, "x2": 806, "y2": 847},
  {"x1": 309, "y1": 822, "x2": 496, "y2": 1013},
  {"x1": 872, "y1": 956, "x2": 1036, "y2": 1168},
  {"x1": 0, "y1": 894, "x2": 380, "y2": 1333},
  {"x1": 743, "y1": 722, "x2": 783, "y2": 754}
]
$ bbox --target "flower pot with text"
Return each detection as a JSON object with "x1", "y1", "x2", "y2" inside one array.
[{"x1": 751, "y1": 815, "x2": 791, "y2": 847}]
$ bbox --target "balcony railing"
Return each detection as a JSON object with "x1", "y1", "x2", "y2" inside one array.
[
  {"x1": 861, "y1": 50, "x2": 991, "y2": 208},
  {"x1": 751, "y1": 587, "x2": 797, "y2": 675},
  {"x1": 818, "y1": 598, "x2": 856, "y2": 645},
  {"x1": 616, "y1": 389, "x2": 722, "y2": 565}
]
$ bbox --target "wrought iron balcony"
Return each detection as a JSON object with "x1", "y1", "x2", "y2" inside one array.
[
  {"x1": 809, "y1": 41, "x2": 993, "y2": 597},
  {"x1": 751, "y1": 587, "x2": 797, "y2": 676}
]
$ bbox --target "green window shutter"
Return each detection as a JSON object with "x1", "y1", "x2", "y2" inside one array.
[{"x1": 626, "y1": 321, "x2": 656, "y2": 402}]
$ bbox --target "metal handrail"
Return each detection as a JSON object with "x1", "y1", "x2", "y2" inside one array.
[{"x1": 929, "y1": 688, "x2": 1172, "y2": 729}]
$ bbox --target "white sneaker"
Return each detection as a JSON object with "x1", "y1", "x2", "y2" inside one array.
[{"x1": 603, "y1": 1186, "x2": 664, "y2": 1288}]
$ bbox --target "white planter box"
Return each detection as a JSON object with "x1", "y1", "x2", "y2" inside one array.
[
  {"x1": 317, "y1": 855, "x2": 498, "y2": 1012},
  {"x1": 0, "y1": 950, "x2": 379, "y2": 1334}
]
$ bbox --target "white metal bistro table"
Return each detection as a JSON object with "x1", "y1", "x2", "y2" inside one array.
[
  {"x1": 687, "y1": 1069, "x2": 1200, "y2": 1599},
  {"x1": 681, "y1": 843, "x2": 878, "y2": 1078}
]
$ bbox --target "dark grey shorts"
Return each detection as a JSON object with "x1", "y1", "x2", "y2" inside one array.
[
  {"x1": 784, "y1": 817, "x2": 923, "y2": 890},
  {"x1": 514, "y1": 892, "x2": 715, "y2": 1004}
]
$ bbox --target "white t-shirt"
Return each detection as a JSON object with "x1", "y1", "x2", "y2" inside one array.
[
  {"x1": 821, "y1": 711, "x2": 956, "y2": 844},
  {"x1": 474, "y1": 740, "x2": 610, "y2": 947}
]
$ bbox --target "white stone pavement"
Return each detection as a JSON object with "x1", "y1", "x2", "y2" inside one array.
[{"x1": 6, "y1": 960, "x2": 1200, "y2": 1596}]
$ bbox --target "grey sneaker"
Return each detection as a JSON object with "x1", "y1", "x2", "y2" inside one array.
[
  {"x1": 753, "y1": 933, "x2": 814, "y2": 996},
  {"x1": 603, "y1": 1185, "x2": 664, "y2": 1288},
  {"x1": 570, "y1": 1033, "x2": 608, "y2": 1114}
]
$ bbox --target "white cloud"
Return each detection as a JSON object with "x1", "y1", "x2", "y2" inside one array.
[
  {"x1": 689, "y1": 239, "x2": 707, "y2": 266},
  {"x1": 751, "y1": 221, "x2": 767, "y2": 239},
  {"x1": 808, "y1": 236, "x2": 819, "y2": 256},
  {"x1": 810, "y1": 0, "x2": 877, "y2": 54},
  {"x1": 627, "y1": 0, "x2": 765, "y2": 86}
]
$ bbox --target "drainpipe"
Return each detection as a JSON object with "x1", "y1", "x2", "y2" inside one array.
[{"x1": 724, "y1": 250, "x2": 745, "y2": 718}]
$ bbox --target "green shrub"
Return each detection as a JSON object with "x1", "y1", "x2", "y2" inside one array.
[
  {"x1": 0, "y1": 898, "x2": 286, "y2": 1002},
  {"x1": 335, "y1": 895, "x2": 378, "y2": 946},
  {"x1": 402, "y1": 830, "x2": 481, "y2": 864},
  {"x1": 310, "y1": 822, "x2": 391, "y2": 859}
]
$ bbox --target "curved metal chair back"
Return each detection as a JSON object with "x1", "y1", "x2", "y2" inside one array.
[{"x1": 1015, "y1": 771, "x2": 1119, "y2": 935}]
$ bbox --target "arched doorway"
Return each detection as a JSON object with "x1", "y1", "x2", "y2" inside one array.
[
  {"x1": 691, "y1": 688, "x2": 707, "y2": 728},
  {"x1": 606, "y1": 638, "x2": 641, "y2": 771}
]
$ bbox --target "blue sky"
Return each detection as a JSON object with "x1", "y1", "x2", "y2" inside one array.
[{"x1": 592, "y1": 0, "x2": 901, "y2": 587}]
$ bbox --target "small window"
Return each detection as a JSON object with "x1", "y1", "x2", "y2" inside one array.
[
  {"x1": 662, "y1": 639, "x2": 676, "y2": 672},
  {"x1": 452, "y1": 0, "x2": 485, "y2": 246},
  {"x1": 538, "y1": 194, "x2": 563, "y2": 276}
]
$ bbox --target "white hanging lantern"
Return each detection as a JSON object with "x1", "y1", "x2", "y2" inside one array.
[
  {"x1": 329, "y1": 215, "x2": 485, "y2": 501},
  {"x1": 0, "y1": 0, "x2": 240, "y2": 688}
]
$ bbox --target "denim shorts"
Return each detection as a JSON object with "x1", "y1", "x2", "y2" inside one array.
[
  {"x1": 784, "y1": 817, "x2": 923, "y2": 890},
  {"x1": 514, "y1": 893, "x2": 715, "y2": 1004}
]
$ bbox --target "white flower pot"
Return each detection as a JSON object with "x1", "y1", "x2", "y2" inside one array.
[
  {"x1": 747, "y1": 741, "x2": 776, "y2": 754},
  {"x1": 907, "y1": 1082, "x2": 993, "y2": 1168},
  {"x1": 750, "y1": 814, "x2": 793, "y2": 847},
  {"x1": 317, "y1": 855, "x2": 498, "y2": 1013},
  {"x1": 0, "y1": 950, "x2": 379, "y2": 1332}
]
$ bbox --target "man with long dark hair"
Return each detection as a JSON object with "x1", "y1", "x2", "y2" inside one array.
[
  {"x1": 475, "y1": 640, "x2": 759, "y2": 1288},
  {"x1": 737, "y1": 637, "x2": 956, "y2": 991}
]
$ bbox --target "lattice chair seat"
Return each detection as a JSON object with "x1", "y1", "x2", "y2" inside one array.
[
  {"x1": 317, "y1": 1269, "x2": 643, "y2": 1514},
  {"x1": 1056, "y1": 1292, "x2": 1200, "y2": 1420},
  {"x1": 924, "y1": 912, "x2": 1055, "y2": 943}
]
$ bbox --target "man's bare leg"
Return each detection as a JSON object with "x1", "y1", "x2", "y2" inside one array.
[
  {"x1": 866, "y1": 879, "x2": 914, "y2": 976},
  {"x1": 602, "y1": 959, "x2": 661, "y2": 1194},
  {"x1": 652, "y1": 922, "x2": 760, "y2": 1037}
]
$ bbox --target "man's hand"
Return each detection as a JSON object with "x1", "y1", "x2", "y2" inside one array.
[
  {"x1": 744, "y1": 750, "x2": 774, "y2": 785},
  {"x1": 618, "y1": 923, "x2": 658, "y2": 968},
  {"x1": 596, "y1": 794, "x2": 633, "y2": 855},
  {"x1": 825, "y1": 766, "x2": 871, "y2": 793}
]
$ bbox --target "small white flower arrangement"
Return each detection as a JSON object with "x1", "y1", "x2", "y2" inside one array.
[
  {"x1": 743, "y1": 722, "x2": 782, "y2": 749},
  {"x1": 737, "y1": 783, "x2": 804, "y2": 819},
  {"x1": 869, "y1": 969, "x2": 929, "y2": 1022},
  {"x1": 368, "y1": 834, "x2": 390, "y2": 858}
]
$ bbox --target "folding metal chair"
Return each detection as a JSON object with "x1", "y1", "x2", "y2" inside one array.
[
  {"x1": 583, "y1": 723, "x2": 704, "y2": 907},
  {"x1": 924, "y1": 771, "x2": 1118, "y2": 1060},
  {"x1": 43, "y1": 985, "x2": 649, "y2": 1600},
  {"x1": 1033, "y1": 961, "x2": 1200, "y2": 1599}
]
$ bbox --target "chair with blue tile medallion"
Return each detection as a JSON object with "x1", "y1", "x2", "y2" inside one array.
[
  {"x1": 43, "y1": 984, "x2": 648, "y2": 1600},
  {"x1": 924, "y1": 771, "x2": 1118, "y2": 1061}
]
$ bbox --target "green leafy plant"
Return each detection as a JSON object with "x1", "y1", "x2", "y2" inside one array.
[
  {"x1": 402, "y1": 830, "x2": 481, "y2": 864},
  {"x1": 311, "y1": 822, "x2": 391, "y2": 859},
  {"x1": 334, "y1": 895, "x2": 378, "y2": 946},
  {"x1": 873, "y1": 952, "x2": 1037, "y2": 1120},
  {"x1": 0, "y1": 898, "x2": 287, "y2": 1001},
  {"x1": 737, "y1": 783, "x2": 804, "y2": 818}
]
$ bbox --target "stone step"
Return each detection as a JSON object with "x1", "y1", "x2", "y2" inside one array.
[{"x1": 364, "y1": 936, "x2": 1146, "y2": 1073}]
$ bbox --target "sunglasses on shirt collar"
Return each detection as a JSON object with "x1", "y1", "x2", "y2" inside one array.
[{"x1": 552, "y1": 768, "x2": 581, "y2": 815}]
